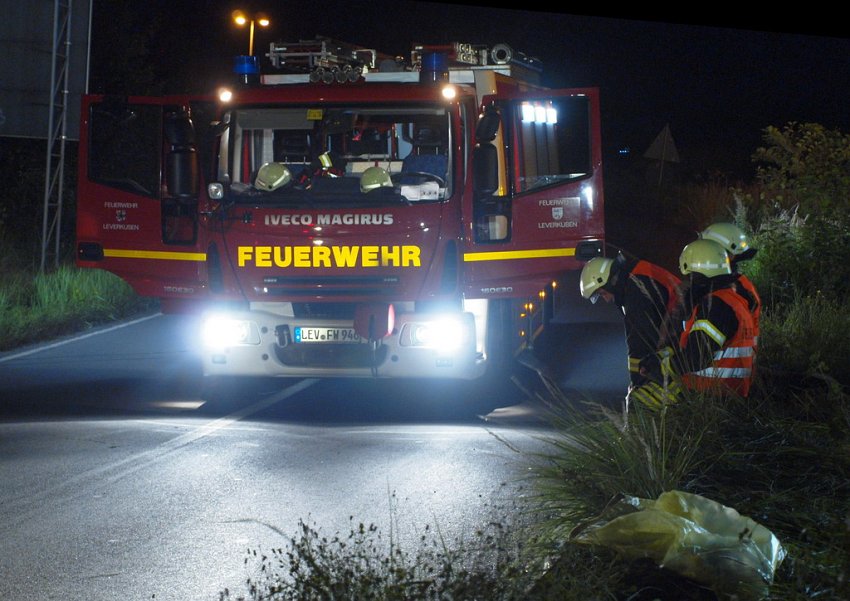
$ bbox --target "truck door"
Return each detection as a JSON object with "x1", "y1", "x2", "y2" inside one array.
[
  {"x1": 76, "y1": 96, "x2": 216, "y2": 301},
  {"x1": 462, "y1": 89, "x2": 605, "y2": 298}
]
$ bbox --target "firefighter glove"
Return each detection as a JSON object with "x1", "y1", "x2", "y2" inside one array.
[
  {"x1": 640, "y1": 346, "x2": 676, "y2": 382},
  {"x1": 628, "y1": 379, "x2": 683, "y2": 411}
]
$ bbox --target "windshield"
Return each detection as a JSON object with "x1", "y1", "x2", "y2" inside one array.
[{"x1": 216, "y1": 104, "x2": 451, "y2": 207}]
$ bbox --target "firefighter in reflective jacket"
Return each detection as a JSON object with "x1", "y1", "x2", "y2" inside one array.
[
  {"x1": 699, "y1": 222, "x2": 761, "y2": 345},
  {"x1": 580, "y1": 253, "x2": 682, "y2": 392},
  {"x1": 633, "y1": 239, "x2": 756, "y2": 409}
]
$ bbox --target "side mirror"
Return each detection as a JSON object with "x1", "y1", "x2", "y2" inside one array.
[
  {"x1": 166, "y1": 149, "x2": 199, "y2": 198},
  {"x1": 165, "y1": 112, "x2": 196, "y2": 147},
  {"x1": 473, "y1": 143, "x2": 498, "y2": 197},
  {"x1": 164, "y1": 111, "x2": 199, "y2": 199},
  {"x1": 475, "y1": 107, "x2": 500, "y2": 143}
]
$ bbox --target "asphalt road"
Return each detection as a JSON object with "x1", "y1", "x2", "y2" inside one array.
[{"x1": 0, "y1": 275, "x2": 627, "y2": 601}]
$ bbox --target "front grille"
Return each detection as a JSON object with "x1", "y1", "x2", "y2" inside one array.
[
  {"x1": 255, "y1": 276, "x2": 400, "y2": 299},
  {"x1": 274, "y1": 341, "x2": 388, "y2": 368},
  {"x1": 258, "y1": 287, "x2": 390, "y2": 297},
  {"x1": 292, "y1": 302, "x2": 356, "y2": 319}
]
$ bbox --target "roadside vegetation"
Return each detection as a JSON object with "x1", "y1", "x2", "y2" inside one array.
[
  {"x1": 0, "y1": 241, "x2": 155, "y2": 352},
  {"x1": 0, "y1": 138, "x2": 157, "y2": 353},
  {"x1": 1, "y1": 123, "x2": 848, "y2": 599}
]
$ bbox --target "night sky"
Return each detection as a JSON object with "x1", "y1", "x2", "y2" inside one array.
[{"x1": 89, "y1": 1, "x2": 850, "y2": 181}]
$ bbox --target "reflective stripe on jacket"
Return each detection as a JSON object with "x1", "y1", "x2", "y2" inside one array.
[{"x1": 679, "y1": 287, "x2": 756, "y2": 397}]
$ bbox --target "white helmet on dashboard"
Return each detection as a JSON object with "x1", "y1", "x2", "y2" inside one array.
[
  {"x1": 360, "y1": 166, "x2": 393, "y2": 192},
  {"x1": 255, "y1": 162, "x2": 292, "y2": 191}
]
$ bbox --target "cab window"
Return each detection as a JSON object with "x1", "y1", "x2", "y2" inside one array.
[
  {"x1": 88, "y1": 101, "x2": 161, "y2": 198},
  {"x1": 511, "y1": 96, "x2": 591, "y2": 194}
]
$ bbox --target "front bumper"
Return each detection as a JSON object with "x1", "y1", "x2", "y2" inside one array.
[{"x1": 198, "y1": 307, "x2": 487, "y2": 380}]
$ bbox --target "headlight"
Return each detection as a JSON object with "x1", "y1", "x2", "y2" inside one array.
[
  {"x1": 201, "y1": 316, "x2": 260, "y2": 348},
  {"x1": 402, "y1": 316, "x2": 469, "y2": 352}
]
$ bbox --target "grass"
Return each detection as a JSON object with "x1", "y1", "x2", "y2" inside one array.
[
  {"x1": 523, "y1": 381, "x2": 849, "y2": 600},
  {"x1": 0, "y1": 244, "x2": 157, "y2": 352},
  {"x1": 220, "y1": 508, "x2": 538, "y2": 601},
  {"x1": 757, "y1": 294, "x2": 850, "y2": 390}
]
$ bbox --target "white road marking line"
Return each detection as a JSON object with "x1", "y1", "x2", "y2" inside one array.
[
  {"x1": 0, "y1": 313, "x2": 163, "y2": 363},
  {"x1": 0, "y1": 378, "x2": 320, "y2": 526}
]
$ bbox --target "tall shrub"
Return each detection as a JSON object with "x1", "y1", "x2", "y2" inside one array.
[
  {"x1": 732, "y1": 123, "x2": 850, "y2": 307},
  {"x1": 752, "y1": 122, "x2": 850, "y2": 216}
]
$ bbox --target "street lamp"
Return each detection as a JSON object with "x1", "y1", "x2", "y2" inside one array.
[{"x1": 232, "y1": 10, "x2": 270, "y2": 56}]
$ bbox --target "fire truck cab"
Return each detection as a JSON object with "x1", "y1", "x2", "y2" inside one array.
[{"x1": 76, "y1": 38, "x2": 604, "y2": 388}]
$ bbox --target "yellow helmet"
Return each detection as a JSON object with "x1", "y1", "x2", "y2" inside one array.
[
  {"x1": 359, "y1": 166, "x2": 393, "y2": 192},
  {"x1": 679, "y1": 239, "x2": 731, "y2": 277},
  {"x1": 579, "y1": 257, "x2": 614, "y2": 303},
  {"x1": 255, "y1": 162, "x2": 292, "y2": 191},
  {"x1": 699, "y1": 222, "x2": 751, "y2": 256}
]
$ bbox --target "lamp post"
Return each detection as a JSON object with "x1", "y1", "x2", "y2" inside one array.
[{"x1": 231, "y1": 10, "x2": 270, "y2": 56}]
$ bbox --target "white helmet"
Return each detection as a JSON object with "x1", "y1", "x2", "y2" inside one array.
[
  {"x1": 699, "y1": 222, "x2": 753, "y2": 257},
  {"x1": 360, "y1": 166, "x2": 393, "y2": 192},
  {"x1": 579, "y1": 257, "x2": 614, "y2": 304},
  {"x1": 679, "y1": 239, "x2": 731, "y2": 278},
  {"x1": 255, "y1": 162, "x2": 292, "y2": 191}
]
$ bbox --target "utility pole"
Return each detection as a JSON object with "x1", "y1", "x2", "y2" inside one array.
[{"x1": 40, "y1": 0, "x2": 73, "y2": 272}]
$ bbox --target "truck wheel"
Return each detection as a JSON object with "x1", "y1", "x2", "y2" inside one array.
[
  {"x1": 484, "y1": 299, "x2": 514, "y2": 381},
  {"x1": 471, "y1": 299, "x2": 522, "y2": 413}
]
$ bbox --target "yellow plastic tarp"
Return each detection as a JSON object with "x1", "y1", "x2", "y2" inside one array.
[{"x1": 570, "y1": 490, "x2": 786, "y2": 599}]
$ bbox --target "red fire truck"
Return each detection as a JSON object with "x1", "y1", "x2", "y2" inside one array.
[{"x1": 76, "y1": 38, "x2": 604, "y2": 389}]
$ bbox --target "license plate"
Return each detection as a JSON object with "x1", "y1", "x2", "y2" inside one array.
[{"x1": 294, "y1": 327, "x2": 363, "y2": 344}]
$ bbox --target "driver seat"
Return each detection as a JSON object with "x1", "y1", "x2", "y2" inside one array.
[{"x1": 402, "y1": 127, "x2": 447, "y2": 180}]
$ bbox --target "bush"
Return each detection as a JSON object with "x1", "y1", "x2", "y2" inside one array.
[
  {"x1": 752, "y1": 123, "x2": 850, "y2": 217},
  {"x1": 740, "y1": 209, "x2": 850, "y2": 307},
  {"x1": 220, "y1": 509, "x2": 539, "y2": 601},
  {"x1": 757, "y1": 293, "x2": 850, "y2": 389},
  {"x1": 730, "y1": 122, "x2": 850, "y2": 309}
]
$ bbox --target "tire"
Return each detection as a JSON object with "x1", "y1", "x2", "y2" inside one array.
[{"x1": 469, "y1": 299, "x2": 524, "y2": 413}]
